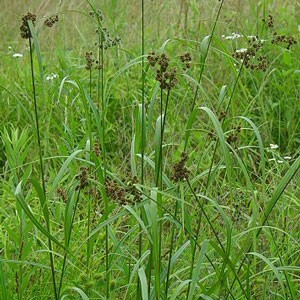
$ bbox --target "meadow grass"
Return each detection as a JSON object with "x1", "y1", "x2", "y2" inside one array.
[{"x1": 1, "y1": 0, "x2": 300, "y2": 299}]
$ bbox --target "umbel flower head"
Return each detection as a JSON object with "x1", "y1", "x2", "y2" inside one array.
[
  {"x1": 44, "y1": 15, "x2": 59, "y2": 28},
  {"x1": 85, "y1": 51, "x2": 95, "y2": 70},
  {"x1": 147, "y1": 52, "x2": 178, "y2": 90},
  {"x1": 172, "y1": 152, "x2": 189, "y2": 182},
  {"x1": 20, "y1": 12, "x2": 37, "y2": 39}
]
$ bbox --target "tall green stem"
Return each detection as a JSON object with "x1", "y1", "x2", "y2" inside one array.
[
  {"x1": 137, "y1": 0, "x2": 145, "y2": 299},
  {"x1": 58, "y1": 190, "x2": 81, "y2": 297},
  {"x1": 98, "y1": 30, "x2": 110, "y2": 299},
  {"x1": 165, "y1": 194, "x2": 179, "y2": 297},
  {"x1": 190, "y1": 0, "x2": 225, "y2": 113},
  {"x1": 28, "y1": 37, "x2": 58, "y2": 300}
]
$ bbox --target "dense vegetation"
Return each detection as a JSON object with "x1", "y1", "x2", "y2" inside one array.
[{"x1": 1, "y1": 0, "x2": 300, "y2": 299}]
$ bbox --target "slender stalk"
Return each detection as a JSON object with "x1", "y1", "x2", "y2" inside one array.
[
  {"x1": 139, "y1": 187, "x2": 236, "y2": 299},
  {"x1": 141, "y1": 0, "x2": 145, "y2": 190},
  {"x1": 87, "y1": 68, "x2": 92, "y2": 274},
  {"x1": 205, "y1": 59, "x2": 244, "y2": 189},
  {"x1": 98, "y1": 30, "x2": 110, "y2": 300},
  {"x1": 190, "y1": 0, "x2": 225, "y2": 113},
  {"x1": 165, "y1": 194, "x2": 179, "y2": 297},
  {"x1": 186, "y1": 34, "x2": 244, "y2": 298},
  {"x1": 186, "y1": 205, "x2": 203, "y2": 297},
  {"x1": 28, "y1": 37, "x2": 58, "y2": 300},
  {"x1": 58, "y1": 190, "x2": 81, "y2": 297},
  {"x1": 137, "y1": 0, "x2": 145, "y2": 298},
  {"x1": 186, "y1": 179, "x2": 249, "y2": 299},
  {"x1": 155, "y1": 87, "x2": 171, "y2": 299}
]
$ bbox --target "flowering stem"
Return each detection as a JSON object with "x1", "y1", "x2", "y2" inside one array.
[
  {"x1": 28, "y1": 36, "x2": 58, "y2": 300},
  {"x1": 58, "y1": 190, "x2": 81, "y2": 297},
  {"x1": 190, "y1": 0, "x2": 225, "y2": 113},
  {"x1": 205, "y1": 58, "x2": 244, "y2": 189},
  {"x1": 137, "y1": 0, "x2": 145, "y2": 298},
  {"x1": 165, "y1": 191, "x2": 179, "y2": 297}
]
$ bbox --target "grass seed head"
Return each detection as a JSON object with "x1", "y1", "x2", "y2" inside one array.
[
  {"x1": 20, "y1": 12, "x2": 37, "y2": 39},
  {"x1": 44, "y1": 15, "x2": 59, "y2": 28},
  {"x1": 172, "y1": 152, "x2": 189, "y2": 182}
]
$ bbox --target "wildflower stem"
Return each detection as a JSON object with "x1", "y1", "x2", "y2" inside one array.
[
  {"x1": 28, "y1": 36, "x2": 58, "y2": 300},
  {"x1": 137, "y1": 0, "x2": 145, "y2": 299},
  {"x1": 87, "y1": 68, "x2": 92, "y2": 274},
  {"x1": 186, "y1": 179, "x2": 249, "y2": 299},
  {"x1": 99, "y1": 30, "x2": 110, "y2": 299},
  {"x1": 205, "y1": 58, "x2": 244, "y2": 189},
  {"x1": 58, "y1": 190, "x2": 81, "y2": 297},
  {"x1": 190, "y1": 0, "x2": 225, "y2": 113},
  {"x1": 165, "y1": 191, "x2": 179, "y2": 297}
]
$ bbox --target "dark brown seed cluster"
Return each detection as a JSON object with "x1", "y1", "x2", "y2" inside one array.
[
  {"x1": 90, "y1": 10, "x2": 121, "y2": 50},
  {"x1": 262, "y1": 14, "x2": 274, "y2": 28},
  {"x1": 57, "y1": 187, "x2": 67, "y2": 202},
  {"x1": 218, "y1": 110, "x2": 227, "y2": 121},
  {"x1": 105, "y1": 176, "x2": 141, "y2": 206},
  {"x1": 180, "y1": 52, "x2": 192, "y2": 71},
  {"x1": 227, "y1": 125, "x2": 242, "y2": 146},
  {"x1": 44, "y1": 15, "x2": 59, "y2": 27},
  {"x1": 89, "y1": 10, "x2": 104, "y2": 22},
  {"x1": 97, "y1": 27, "x2": 121, "y2": 50},
  {"x1": 147, "y1": 52, "x2": 159, "y2": 67},
  {"x1": 85, "y1": 51, "x2": 95, "y2": 70},
  {"x1": 20, "y1": 12, "x2": 37, "y2": 39},
  {"x1": 233, "y1": 39, "x2": 268, "y2": 71},
  {"x1": 262, "y1": 15, "x2": 297, "y2": 49},
  {"x1": 172, "y1": 152, "x2": 189, "y2": 182},
  {"x1": 106, "y1": 180, "x2": 126, "y2": 204},
  {"x1": 147, "y1": 52, "x2": 178, "y2": 90},
  {"x1": 272, "y1": 32, "x2": 297, "y2": 50},
  {"x1": 76, "y1": 167, "x2": 89, "y2": 190},
  {"x1": 94, "y1": 142, "x2": 101, "y2": 156}
]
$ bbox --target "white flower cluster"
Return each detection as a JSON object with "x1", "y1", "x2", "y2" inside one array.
[
  {"x1": 222, "y1": 34, "x2": 266, "y2": 43},
  {"x1": 46, "y1": 73, "x2": 59, "y2": 81},
  {"x1": 222, "y1": 32, "x2": 242, "y2": 40},
  {"x1": 268, "y1": 144, "x2": 292, "y2": 164},
  {"x1": 235, "y1": 48, "x2": 248, "y2": 53},
  {"x1": 13, "y1": 53, "x2": 23, "y2": 58}
]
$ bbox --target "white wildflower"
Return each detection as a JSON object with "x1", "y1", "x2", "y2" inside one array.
[
  {"x1": 247, "y1": 35, "x2": 258, "y2": 40},
  {"x1": 270, "y1": 144, "x2": 279, "y2": 149},
  {"x1": 13, "y1": 53, "x2": 23, "y2": 58},
  {"x1": 46, "y1": 73, "x2": 59, "y2": 81},
  {"x1": 223, "y1": 32, "x2": 242, "y2": 40},
  {"x1": 284, "y1": 156, "x2": 292, "y2": 160},
  {"x1": 236, "y1": 48, "x2": 248, "y2": 53},
  {"x1": 277, "y1": 160, "x2": 284, "y2": 164}
]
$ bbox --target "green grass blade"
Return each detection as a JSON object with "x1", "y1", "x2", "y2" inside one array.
[
  {"x1": 262, "y1": 155, "x2": 300, "y2": 227},
  {"x1": 138, "y1": 267, "x2": 149, "y2": 300},
  {"x1": 187, "y1": 240, "x2": 209, "y2": 300},
  {"x1": 14, "y1": 181, "x2": 63, "y2": 249},
  {"x1": 199, "y1": 106, "x2": 233, "y2": 185}
]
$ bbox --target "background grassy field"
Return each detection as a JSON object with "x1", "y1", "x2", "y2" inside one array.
[{"x1": 1, "y1": 0, "x2": 300, "y2": 299}]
